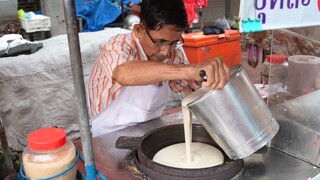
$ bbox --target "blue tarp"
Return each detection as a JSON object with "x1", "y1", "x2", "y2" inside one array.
[
  {"x1": 75, "y1": 0, "x2": 120, "y2": 32},
  {"x1": 75, "y1": 0, "x2": 140, "y2": 32}
]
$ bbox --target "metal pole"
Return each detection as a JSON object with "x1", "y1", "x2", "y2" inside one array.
[
  {"x1": 62, "y1": 0, "x2": 96, "y2": 179},
  {"x1": 121, "y1": 2, "x2": 125, "y2": 28}
]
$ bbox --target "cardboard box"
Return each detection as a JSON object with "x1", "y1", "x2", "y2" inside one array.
[{"x1": 182, "y1": 30, "x2": 241, "y2": 67}]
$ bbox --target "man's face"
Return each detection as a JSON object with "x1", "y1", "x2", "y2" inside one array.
[{"x1": 134, "y1": 24, "x2": 184, "y2": 61}]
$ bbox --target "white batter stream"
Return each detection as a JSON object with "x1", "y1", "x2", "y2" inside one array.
[{"x1": 153, "y1": 88, "x2": 224, "y2": 169}]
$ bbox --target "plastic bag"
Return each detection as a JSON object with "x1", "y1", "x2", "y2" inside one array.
[
  {"x1": 247, "y1": 43, "x2": 260, "y2": 68},
  {"x1": 212, "y1": 17, "x2": 231, "y2": 30}
]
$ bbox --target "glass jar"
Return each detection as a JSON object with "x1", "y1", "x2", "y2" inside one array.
[
  {"x1": 261, "y1": 54, "x2": 288, "y2": 87},
  {"x1": 22, "y1": 128, "x2": 77, "y2": 180}
]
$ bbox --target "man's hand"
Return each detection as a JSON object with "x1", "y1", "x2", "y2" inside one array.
[
  {"x1": 195, "y1": 57, "x2": 230, "y2": 89},
  {"x1": 181, "y1": 80, "x2": 202, "y2": 95},
  {"x1": 189, "y1": 80, "x2": 202, "y2": 91}
]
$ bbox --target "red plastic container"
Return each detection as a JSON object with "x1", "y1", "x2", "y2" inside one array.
[
  {"x1": 182, "y1": 30, "x2": 241, "y2": 67},
  {"x1": 22, "y1": 128, "x2": 77, "y2": 179},
  {"x1": 267, "y1": 54, "x2": 286, "y2": 63}
]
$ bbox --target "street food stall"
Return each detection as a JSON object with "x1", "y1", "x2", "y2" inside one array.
[
  {"x1": 86, "y1": 33, "x2": 320, "y2": 179},
  {"x1": 1, "y1": 0, "x2": 320, "y2": 179},
  {"x1": 79, "y1": 1, "x2": 320, "y2": 179}
]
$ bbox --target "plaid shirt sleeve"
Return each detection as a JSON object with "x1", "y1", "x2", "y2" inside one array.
[{"x1": 168, "y1": 47, "x2": 190, "y2": 93}]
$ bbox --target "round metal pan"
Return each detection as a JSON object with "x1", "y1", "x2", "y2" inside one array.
[{"x1": 116, "y1": 124, "x2": 244, "y2": 180}]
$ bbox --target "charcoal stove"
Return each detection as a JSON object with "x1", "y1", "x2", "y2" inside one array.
[
  {"x1": 116, "y1": 124, "x2": 244, "y2": 180},
  {"x1": 88, "y1": 110, "x2": 320, "y2": 179}
]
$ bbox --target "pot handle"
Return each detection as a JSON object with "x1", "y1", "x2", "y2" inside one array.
[
  {"x1": 199, "y1": 70, "x2": 207, "y2": 82},
  {"x1": 115, "y1": 136, "x2": 142, "y2": 150}
]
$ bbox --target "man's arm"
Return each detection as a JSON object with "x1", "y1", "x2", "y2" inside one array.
[
  {"x1": 113, "y1": 61, "x2": 197, "y2": 85},
  {"x1": 113, "y1": 56, "x2": 230, "y2": 89}
]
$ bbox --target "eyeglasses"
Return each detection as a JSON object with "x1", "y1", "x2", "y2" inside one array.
[{"x1": 144, "y1": 25, "x2": 184, "y2": 50}]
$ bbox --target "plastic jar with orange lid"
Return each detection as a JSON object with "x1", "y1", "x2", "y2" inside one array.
[
  {"x1": 21, "y1": 128, "x2": 78, "y2": 179},
  {"x1": 261, "y1": 54, "x2": 288, "y2": 87}
]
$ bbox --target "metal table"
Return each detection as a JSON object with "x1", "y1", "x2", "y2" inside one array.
[{"x1": 90, "y1": 109, "x2": 320, "y2": 179}]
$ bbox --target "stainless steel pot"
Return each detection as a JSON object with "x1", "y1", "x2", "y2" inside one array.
[{"x1": 187, "y1": 64, "x2": 279, "y2": 159}]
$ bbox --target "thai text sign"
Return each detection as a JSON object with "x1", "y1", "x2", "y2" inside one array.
[{"x1": 239, "y1": 0, "x2": 320, "y2": 32}]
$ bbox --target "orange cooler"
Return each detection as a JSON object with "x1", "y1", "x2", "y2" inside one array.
[{"x1": 182, "y1": 30, "x2": 241, "y2": 67}]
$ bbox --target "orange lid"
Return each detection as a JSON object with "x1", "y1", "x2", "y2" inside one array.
[
  {"x1": 267, "y1": 54, "x2": 287, "y2": 63},
  {"x1": 28, "y1": 128, "x2": 67, "y2": 151},
  {"x1": 182, "y1": 30, "x2": 240, "y2": 47}
]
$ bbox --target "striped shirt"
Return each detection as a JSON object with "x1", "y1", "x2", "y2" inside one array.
[{"x1": 88, "y1": 32, "x2": 189, "y2": 118}]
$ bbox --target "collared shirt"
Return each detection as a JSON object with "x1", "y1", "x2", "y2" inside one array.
[{"x1": 88, "y1": 32, "x2": 189, "y2": 118}]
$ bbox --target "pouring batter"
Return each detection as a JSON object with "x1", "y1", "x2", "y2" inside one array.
[
  {"x1": 153, "y1": 88, "x2": 224, "y2": 168},
  {"x1": 181, "y1": 88, "x2": 211, "y2": 163}
]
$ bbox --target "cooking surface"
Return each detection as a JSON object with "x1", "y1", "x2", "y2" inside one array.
[{"x1": 91, "y1": 109, "x2": 320, "y2": 179}]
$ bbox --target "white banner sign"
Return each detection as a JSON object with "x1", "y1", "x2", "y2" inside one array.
[{"x1": 239, "y1": 0, "x2": 320, "y2": 32}]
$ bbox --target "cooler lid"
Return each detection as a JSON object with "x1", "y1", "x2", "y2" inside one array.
[{"x1": 182, "y1": 30, "x2": 240, "y2": 47}]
